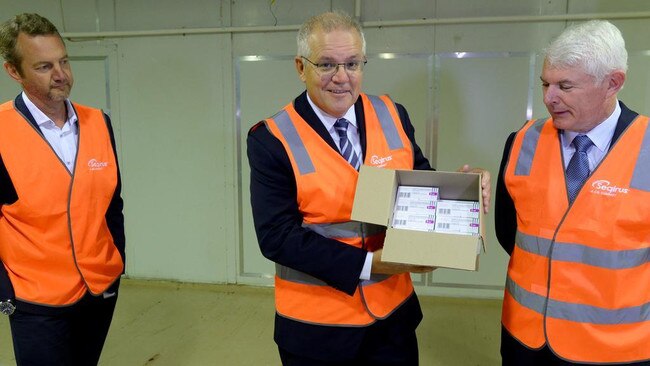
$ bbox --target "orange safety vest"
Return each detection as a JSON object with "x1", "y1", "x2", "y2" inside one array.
[
  {"x1": 0, "y1": 101, "x2": 124, "y2": 306},
  {"x1": 503, "y1": 115, "x2": 650, "y2": 363},
  {"x1": 264, "y1": 93, "x2": 415, "y2": 326}
]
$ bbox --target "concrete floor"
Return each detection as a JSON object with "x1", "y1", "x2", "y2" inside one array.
[{"x1": 0, "y1": 279, "x2": 503, "y2": 365}]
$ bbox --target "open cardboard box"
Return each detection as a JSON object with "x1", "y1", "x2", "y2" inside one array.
[{"x1": 351, "y1": 165, "x2": 486, "y2": 271}]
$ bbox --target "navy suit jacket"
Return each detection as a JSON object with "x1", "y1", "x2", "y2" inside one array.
[
  {"x1": 246, "y1": 91, "x2": 429, "y2": 359},
  {"x1": 0, "y1": 94, "x2": 125, "y2": 314}
]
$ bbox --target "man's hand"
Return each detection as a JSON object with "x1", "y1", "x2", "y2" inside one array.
[
  {"x1": 457, "y1": 164, "x2": 491, "y2": 214},
  {"x1": 371, "y1": 249, "x2": 436, "y2": 275}
]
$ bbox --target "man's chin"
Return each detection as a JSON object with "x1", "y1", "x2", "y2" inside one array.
[{"x1": 48, "y1": 91, "x2": 70, "y2": 102}]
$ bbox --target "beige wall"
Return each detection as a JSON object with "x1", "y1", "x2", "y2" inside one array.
[{"x1": 1, "y1": 0, "x2": 648, "y2": 298}]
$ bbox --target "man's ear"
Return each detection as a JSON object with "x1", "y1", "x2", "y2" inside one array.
[
  {"x1": 295, "y1": 56, "x2": 306, "y2": 83},
  {"x1": 606, "y1": 70, "x2": 625, "y2": 98},
  {"x1": 3, "y1": 62, "x2": 22, "y2": 83}
]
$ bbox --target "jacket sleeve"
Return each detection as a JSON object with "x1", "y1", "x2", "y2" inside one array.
[
  {"x1": 104, "y1": 113, "x2": 126, "y2": 270},
  {"x1": 247, "y1": 122, "x2": 367, "y2": 296},
  {"x1": 495, "y1": 132, "x2": 517, "y2": 255}
]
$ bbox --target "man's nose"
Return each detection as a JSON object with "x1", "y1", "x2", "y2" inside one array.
[
  {"x1": 543, "y1": 86, "x2": 557, "y2": 105},
  {"x1": 331, "y1": 64, "x2": 350, "y2": 82}
]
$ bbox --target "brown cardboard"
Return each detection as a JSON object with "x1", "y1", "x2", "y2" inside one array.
[{"x1": 351, "y1": 165, "x2": 485, "y2": 271}]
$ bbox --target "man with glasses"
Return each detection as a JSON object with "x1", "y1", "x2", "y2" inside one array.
[{"x1": 247, "y1": 10, "x2": 490, "y2": 365}]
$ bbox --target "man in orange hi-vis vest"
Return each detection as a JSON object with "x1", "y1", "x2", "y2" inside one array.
[
  {"x1": 247, "y1": 10, "x2": 491, "y2": 366},
  {"x1": 496, "y1": 20, "x2": 650, "y2": 365},
  {"x1": 0, "y1": 13, "x2": 125, "y2": 365}
]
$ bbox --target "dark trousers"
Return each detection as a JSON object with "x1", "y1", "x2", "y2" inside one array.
[
  {"x1": 9, "y1": 293, "x2": 118, "y2": 366},
  {"x1": 501, "y1": 326, "x2": 650, "y2": 366},
  {"x1": 279, "y1": 319, "x2": 419, "y2": 366}
]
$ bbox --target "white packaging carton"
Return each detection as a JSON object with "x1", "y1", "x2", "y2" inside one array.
[{"x1": 351, "y1": 166, "x2": 486, "y2": 271}]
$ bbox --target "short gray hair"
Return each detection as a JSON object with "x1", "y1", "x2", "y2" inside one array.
[
  {"x1": 296, "y1": 10, "x2": 366, "y2": 58},
  {"x1": 544, "y1": 20, "x2": 627, "y2": 83}
]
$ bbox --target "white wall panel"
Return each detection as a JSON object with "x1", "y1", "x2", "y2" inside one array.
[{"x1": 116, "y1": 34, "x2": 233, "y2": 283}]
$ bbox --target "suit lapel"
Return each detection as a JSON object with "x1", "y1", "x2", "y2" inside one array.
[
  {"x1": 13, "y1": 94, "x2": 40, "y2": 131},
  {"x1": 611, "y1": 101, "x2": 639, "y2": 145}
]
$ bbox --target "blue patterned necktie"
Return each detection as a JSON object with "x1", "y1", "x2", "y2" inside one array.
[
  {"x1": 334, "y1": 118, "x2": 361, "y2": 170},
  {"x1": 566, "y1": 134, "x2": 593, "y2": 203}
]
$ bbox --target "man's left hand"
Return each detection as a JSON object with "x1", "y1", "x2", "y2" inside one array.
[{"x1": 457, "y1": 164, "x2": 491, "y2": 214}]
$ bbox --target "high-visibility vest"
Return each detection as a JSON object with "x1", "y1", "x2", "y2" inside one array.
[
  {"x1": 503, "y1": 115, "x2": 650, "y2": 363},
  {"x1": 264, "y1": 93, "x2": 415, "y2": 326},
  {"x1": 0, "y1": 101, "x2": 124, "y2": 306}
]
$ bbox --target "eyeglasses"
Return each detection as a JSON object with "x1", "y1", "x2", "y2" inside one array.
[{"x1": 301, "y1": 56, "x2": 367, "y2": 76}]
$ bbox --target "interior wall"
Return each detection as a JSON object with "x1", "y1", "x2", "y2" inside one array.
[{"x1": 0, "y1": 0, "x2": 649, "y2": 298}]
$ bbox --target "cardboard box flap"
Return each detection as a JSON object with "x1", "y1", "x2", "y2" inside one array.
[
  {"x1": 351, "y1": 165, "x2": 396, "y2": 226},
  {"x1": 396, "y1": 170, "x2": 480, "y2": 201}
]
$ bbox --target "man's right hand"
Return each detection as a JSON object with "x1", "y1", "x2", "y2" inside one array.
[{"x1": 371, "y1": 249, "x2": 436, "y2": 275}]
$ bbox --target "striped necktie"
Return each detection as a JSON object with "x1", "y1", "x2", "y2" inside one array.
[
  {"x1": 566, "y1": 134, "x2": 593, "y2": 203},
  {"x1": 334, "y1": 118, "x2": 361, "y2": 170}
]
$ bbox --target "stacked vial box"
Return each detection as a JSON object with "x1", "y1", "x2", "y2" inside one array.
[
  {"x1": 391, "y1": 186, "x2": 439, "y2": 232},
  {"x1": 434, "y1": 200, "x2": 480, "y2": 236},
  {"x1": 392, "y1": 186, "x2": 479, "y2": 236}
]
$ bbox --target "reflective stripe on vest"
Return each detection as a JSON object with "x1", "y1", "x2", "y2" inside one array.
[
  {"x1": 271, "y1": 109, "x2": 315, "y2": 175},
  {"x1": 514, "y1": 118, "x2": 546, "y2": 177},
  {"x1": 366, "y1": 94, "x2": 404, "y2": 150},
  {"x1": 516, "y1": 230, "x2": 650, "y2": 269},
  {"x1": 631, "y1": 119, "x2": 650, "y2": 191},
  {"x1": 503, "y1": 114, "x2": 650, "y2": 363},
  {"x1": 277, "y1": 222, "x2": 391, "y2": 286}
]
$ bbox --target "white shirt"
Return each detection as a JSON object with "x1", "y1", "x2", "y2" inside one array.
[
  {"x1": 22, "y1": 92, "x2": 78, "y2": 173},
  {"x1": 561, "y1": 101, "x2": 621, "y2": 171},
  {"x1": 307, "y1": 94, "x2": 364, "y2": 162},
  {"x1": 306, "y1": 94, "x2": 373, "y2": 280}
]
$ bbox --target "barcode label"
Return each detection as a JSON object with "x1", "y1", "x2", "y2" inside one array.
[
  {"x1": 438, "y1": 208, "x2": 451, "y2": 215},
  {"x1": 398, "y1": 192, "x2": 411, "y2": 198},
  {"x1": 396, "y1": 205, "x2": 408, "y2": 211},
  {"x1": 393, "y1": 219, "x2": 407, "y2": 226},
  {"x1": 437, "y1": 223, "x2": 450, "y2": 229}
]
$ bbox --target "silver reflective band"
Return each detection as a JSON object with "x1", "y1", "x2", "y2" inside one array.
[
  {"x1": 276, "y1": 264, "x2": 391, "y2": 286},
  {"x1": 516, "y1": 230, "x2": 650, "y2": 270},
  {"x1": 514, "y1": 118, "x2": 546, "y2": 176},
  {"x1": 276, "y1": 264, "x2": 327, "y2": 286},
  {"x1": 367, "y1": 95, "x2": 404, "y2": 151},
  {"x1": 271, "y1": 109, "x2": 315, "y2": 175},
  {"x1": 302, "y1": 221, "x2": 385, "y2": 239},
  {"x1": 507, "y1": 276, "x2": 650, "y2": 325},
  {"x1": 630, "y1": 117, "x2": 650, "y2": 192}
]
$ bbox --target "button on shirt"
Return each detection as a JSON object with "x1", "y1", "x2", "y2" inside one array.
[{"x1": 22, "y1": 92, "x2": 78, "y2": 173}]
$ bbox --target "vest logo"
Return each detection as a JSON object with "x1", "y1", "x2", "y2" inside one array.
[
  {"x1": 590, "y1": 179, "x2": 629, "y2": 196},
  {"x1": 370, "y1": 155, "x2": 393, "y2": 167},
  {"x1": 88, "y1": 159, "x2": 109, "y2": 171}
]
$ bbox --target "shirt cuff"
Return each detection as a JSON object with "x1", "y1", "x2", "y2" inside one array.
[{"x1": 360, "y1": 252, "x2": 373, "y2": 280}]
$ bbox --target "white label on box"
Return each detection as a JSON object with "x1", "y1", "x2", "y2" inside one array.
[
  {"x1": 396, "y1": 186, "x2": 439, "y2": 200},
  {"x1": 436, "y1": 200, "x2": 480, "y2": 219},
  {"x1": 434, "y1": 217, "x2": 480, "y2": 235},
  {"x1": 392, "y1": 212, "x2": 436, "y2": 232},
  {"x1": 394, "y1": 199, "x2": 437, "y2": 215}
]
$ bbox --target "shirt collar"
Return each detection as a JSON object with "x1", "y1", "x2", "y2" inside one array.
[
  {"x1": 562, "y1": 100, "x2": 621, "y2": 153},
  {"x1": 306, "y1": 93, "x2": 357, "y2": 132},
  {"x1": 21, "y1": 92, "x2": 78, "y2": 128}
]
